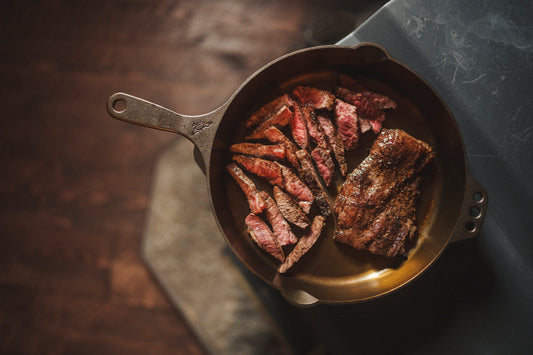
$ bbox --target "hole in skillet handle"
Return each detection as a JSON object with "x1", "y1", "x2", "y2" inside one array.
[{"x1": 112, "y1": 98, "x2": 127, "y2": 113}]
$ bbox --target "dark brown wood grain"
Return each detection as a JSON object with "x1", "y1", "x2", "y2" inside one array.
[{"x1": 0, "y1": 0, "x2": 383, "y2": 353}]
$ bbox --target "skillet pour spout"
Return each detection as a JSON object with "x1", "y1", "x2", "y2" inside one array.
[{"x1": 106, "y1": 43, "x2": 488, "y2": 306}]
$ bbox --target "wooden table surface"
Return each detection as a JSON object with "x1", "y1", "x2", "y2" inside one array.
[{"x1": 0, "y1": 1, "x2": 383, "y2": 353}]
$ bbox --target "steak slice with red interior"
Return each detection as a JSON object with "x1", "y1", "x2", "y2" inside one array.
[
  {"x1": 264, "y1": 126, "x2": 301, "y2": 170},
  {"x1": 338, "y1": 74, "x2": 397, "y2": 110},
  {"x1": 334, "y1": 99, "x2": 360, "y2": 150},
  {"x1": 278, "y1": 215, "x2": 325, "y2": 273},
  {"x1": 233, "y1": 154, "x2": 313, "y2": 214},
  {"x1": 334, "y1": 129, "x2": 433, "y2": 258},
  {"x1": 336, "y1": 87, "x2": 385, "y2": 134},
  {"x1": 317, "y1": 114, "x2": 347, "y2": 176},
  {"x1": 260, "y1": 191, "x2": 297, "y2": 246},
  {"x1": 290, "y1": 103, "x2": 309, "y2": 149},
  {"x1": 273, "y1": 186, "x2": 310, "y2": 229},
  {"x1": 311, "y1": 146, "x2": 335, "y2": 186},
  {"x1": 229, "y1": 143, "x2": 286, "y2": 161},
  {"x1": 301, "y1": 107, "x2": 329, "y2": 148},
  {"x1": 226, "y1": 163, "x2": 266, "y2": 214},
  {"x1": 245, "y1": 94, "x2": 295, "y2": 128},
  {"x1": 292, "y1": 86, "x2": 335, "y2": 110},
  {"x1": 295, "y1": 150, "x2": 331, "y2": 217},
  {"x1": 246, "y1": 105, "x2": 293, "y2": 139},
  {"x1": 245, "y1": 213, "x2": 285, "y2": 261}
]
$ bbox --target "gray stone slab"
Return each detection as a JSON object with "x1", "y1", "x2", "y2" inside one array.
[{"x1": 142, "y1": 137, "x2": 291, "y2": 355}]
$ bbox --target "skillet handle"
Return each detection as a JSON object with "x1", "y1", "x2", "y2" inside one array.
[
  {"x1": 107, "y1": 92, "x2": 225, "y2": 172},
  {"x1": 450, "y1": 174, "x2": 488, "y2": 243},
  {"x1": 280, "y1": 289, "x2": 320, "y2": 308}
]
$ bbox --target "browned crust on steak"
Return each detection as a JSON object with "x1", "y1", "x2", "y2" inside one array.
[
  {"x1": 278, "y1": 215, "x2": 325, "y2": 273},
  {"x1": 334, "y1": 129, "x2": 433, "y2": 258}
]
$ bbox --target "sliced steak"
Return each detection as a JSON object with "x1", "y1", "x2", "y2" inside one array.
[
  {"x1": 245, "y1": 213, "x2": 285, "y2": 261},
  {"x1": 336, "y1": 87, "x2": 385, "y2": 134},
  {"x1": 311, "y1": 146, "x2": 335, "y2": 186},
  {"x1": 232, "y1": 154, "x2": 283, "y2": 186},
  {"x1": 226, "y1": 163, "x2": 266, "y2": 214},
  {"x1": 290, "y1": 103, "x2": 309, "y2": 149},
  {"x1": 334, "y1": 99, "x2": 360, "y2": 150},
  {"x1": 338, "y1": 74, "x2": 397, "y2": 110},
  {"x1": 260, "y1": 191, "x2": 297, "y2": 246},
  {"x1": 334, "y1": 129, "x2": 433, "y2": 258},
  {"x1": 273, "y1": 186, "x2": 310, "y2": 229},
  {"x1": 245, "y1": 94, "x2": 295, "y2": 128},
  {"x1": 295, "y1": 150, "x2": 331, "y2": 217},
  {"x1": 278, "y1": 215, "x2": 326, "y2": 273},
  {"x1": 233, "y1": 154, "x2": 313, "y2": 214},
  {"x1": 264, "y1": 126, "x2": 301, "y2": 170},
  {"x1": 301, "y1": 107, "x2": 329, "y2": 148},
  {"x1": 292, "y1": 86, "x2": 335, "y2": 110},
  {"x1": 246, "y1": 105, "x2": 293, "y2": 139},
  {"x1": 229, "y1": 143, "x2": 286, "y2": 160},
  {"x1": 317, "y1": 114, "x2": 347, "y2": 176}
]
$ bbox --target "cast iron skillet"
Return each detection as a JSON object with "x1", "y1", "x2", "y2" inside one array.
[{"x1": 106, "y1": 43, "x2": 488, "y2": 307}]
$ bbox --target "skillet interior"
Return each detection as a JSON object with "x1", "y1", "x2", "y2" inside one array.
[{"x1": 208, "y1": 45, "x2": 466, "y2": 303}]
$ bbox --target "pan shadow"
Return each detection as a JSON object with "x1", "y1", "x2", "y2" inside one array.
[{"x1": 228, "y1": 235, "x2": 496, "y2": 354}]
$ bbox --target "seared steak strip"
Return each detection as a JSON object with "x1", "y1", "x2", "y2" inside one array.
[
  {"x1": 245, "y1": 213, "x2": 285, "y2": 261},
  {"x1": 336, "y1": 87, "x2": 385, "y2": 134},
  {"x1": 229, "y1": 143, "x2": 286, "y2": 161},
  {"x1": 233, "y1": 154, "x2": 313, "y2": 214},
  {"x1": 264, "y1": 126, "x2": 301, "y2": 170},
  {"x1": 334, "y1": 129, "x2": 433, "y2": 258},
  {"x1": 273, "y1": 186, "x2": 310, "y2": 229},
  {"x1": 292, "y1": 86, "x2": 335, "y2": 110},
  {"x1": 301, "y1": 107, "x2": 329, "y2": 148},
  {"x1": 226, "y1": 163, "x2": 266, "y2": 214},
  {"x1": 290, "y1": 103, "x2": 310, "y2": 149},
  {"x1": 295, "y1": 150, "x2": 331, "y2": 217},
  {"x1": 336, "y1": 178, "x2": 421, "y2": 258},
  {"x1": 246, "y1": 105, "x2": 293, "y2": 139},
  {"x1": 334, "y1": 99, "x2": 360, "y2": 150},
  {"x1": 260, "y1": 191, "x2": 297, "y2": 246},
  {"x1": 338, "y1": 74, "x2": 397, "y2": 109},
  {"x1": 317, "y1": 114, "x2": 347, "y2": 176},
  {"x1": 311, "y1": 146, "x2": 335, "y2": 186},
  {"x1": 278, "y1": 215, "x2": 326, "y2": 273},
  {"x1": 246, "y1": 94, "x2": 295, "y2": 128}
]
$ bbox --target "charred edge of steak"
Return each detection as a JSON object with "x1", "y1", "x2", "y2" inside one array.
[
  {"x1": 301, "y1": 107, "x2": 329, "y2": 148},
  {"x1": 290, "y1": 102, "x2": 310, "y2": 150},
  {"x1": 334, "y1": 129, "x2": 433, "y2": 258},
  {"x1": 229, "y1": 143, "x2": 286, "y2": 161},
  {"x1": 334, "y1": 178, "x2": 421, "y2": 258},
  {"x1": 245, "y1": 213, "x2": 285, "y2": 261},
  {"x1": 317, "y1": 114, "x2": 347, "y2": 176},
  {"x1": 338, "y1": 74, "x2": 398, "y2": 110},
  {"x1": 226, "y1": 163, "x2": 266, "y2": 214},
  {"x1": 246, "y1": 105, "x2": 293, "y2": 140},
  {"x1": 334, "y1": 99, "x2": 360, "y2": 150},
  {"x1": 260, "y1": 191, "x2": 297, "y2": 246},
  {"x1": 245, "y1": 94, "x2": 295, "y2": 129},
  {"x1": 278, "y1": 215, "x2": 325, "y2": 273},
  {"x1": 264, "y1": 126, "x2": 301, "y2": 171},
  {"x1": 311, "y1": 146, "x2": 335, "y2": 187},
  {"x1": 273, "y1": 186, "x2": 310, "y2": 229},
  {"x1": 292, "y1": 86, "x2": 335, "y2": 110},
  {"x1": 295, "y1": 150, "x2": 332, "y2": 217}
]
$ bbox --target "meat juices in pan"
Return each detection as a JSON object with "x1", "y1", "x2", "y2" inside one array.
[{"x1": 228, "y1": 75, "x2": 431, "y2": 272}]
